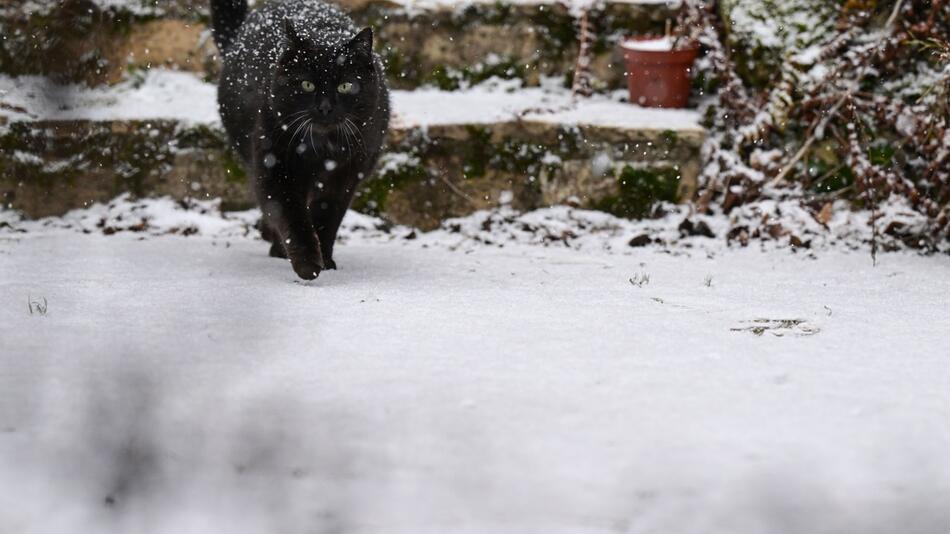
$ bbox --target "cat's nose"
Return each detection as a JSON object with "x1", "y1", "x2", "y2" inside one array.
[{"x1": 318, "y1": 98, "x2": 332, "y2": 116}]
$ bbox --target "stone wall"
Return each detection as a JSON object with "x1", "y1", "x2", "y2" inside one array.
[{"x1": 1, "y1": 0, "x2": 674, "y2": 89}]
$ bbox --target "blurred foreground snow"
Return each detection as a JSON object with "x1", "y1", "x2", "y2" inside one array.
[{"x1": 2, "y1": 199, "x2": 950, "y2": 534}]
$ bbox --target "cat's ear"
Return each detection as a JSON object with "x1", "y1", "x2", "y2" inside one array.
[
  {"x1": 348, "y1": 27, "x2": 374, "y2": 56},
  {"x1": 284, "y1": 19, "x2": 306, "y2": 49}
]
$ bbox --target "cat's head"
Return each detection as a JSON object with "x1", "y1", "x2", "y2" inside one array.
[{"x1": 272, "y1": 23, "x2": 381, "y2": 136}]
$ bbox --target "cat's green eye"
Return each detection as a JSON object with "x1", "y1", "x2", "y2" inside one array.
[
  {"x1": 337, "y1": 82, "x2": 355, "y2": 94},
  {"x1": 301, "y1": 81, "x2": 316, "y2": 92}
]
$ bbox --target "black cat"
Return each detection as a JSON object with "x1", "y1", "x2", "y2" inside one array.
[{"x1": 211, "y1": 0, "x2": 390, "y2": 279}]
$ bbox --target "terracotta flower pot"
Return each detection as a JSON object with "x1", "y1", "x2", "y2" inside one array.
[{"x1": 622, "y1": 37, "x2": 698, "y2": 109}]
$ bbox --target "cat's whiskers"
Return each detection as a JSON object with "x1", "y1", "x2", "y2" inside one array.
[
  {"x1": 284, "y1": 117, "x2": 311, "y2": 160},
  {"x1": 291, "y1": 118, "x2": 310, "y2": 146},
  {"x1": 273, "y1": 111, "x2": 311, "y2": 140},
  {"x1": 278, "y1": 111, "x2": 309, "y2": 130},
  {"x1": 277, "y1": 117, "x2": 306, "y2": 147},
  {"x1": 308, "y1": 123, "x2": 318, "y2": 156},
  {"x1": 344, "y1": 124, "x2": 359, "y2": 158},
  {"x1": 337, "y1": 123, "x2": 353, "y2": 160},
  {"x1": 285, "y1": 110, "x2": 310, "y2": 121},
  {"x1": 343, "y1": 118, "x2": 366, "y2": 156},
  {"x1": 346, "y1": 125, "x2": 357, "y2": 159}
]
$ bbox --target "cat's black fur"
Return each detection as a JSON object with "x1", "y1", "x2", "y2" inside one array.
[{"x1": 211, "y1": 0, "x2": 390, "y2": 279}]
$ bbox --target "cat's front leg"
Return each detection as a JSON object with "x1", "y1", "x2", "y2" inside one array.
[
  {"x1": 255, "y1": 157, "x2": 324, "y2": 280},
  {"x1": 258, "y1": 221, "x2": 289, "y2": 258},
  {"x1": 266, "y1": 192, "x2": 324, "y2": 279},
  {"x1": 311, "y1": 192, "x2": 349, "y2": 270}
]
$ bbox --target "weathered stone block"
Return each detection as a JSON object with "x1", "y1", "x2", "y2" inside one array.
[
  {"x1": 0, "y1": 120, "x2": 249, "y2": 217},
  {"x1": 2, "y1": 116, "x2": 702, "y2": 227}
]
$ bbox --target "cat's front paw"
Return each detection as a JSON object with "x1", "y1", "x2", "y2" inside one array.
[
  {"x1": 289, "y1": 250, "x2": 325, "y2": 280},
  {"x1": 324, "y1": 258, "x2": 337, "y2": 270},
  {"x1": 291, "y1": 260, "x2": 322, "y2": 280}
]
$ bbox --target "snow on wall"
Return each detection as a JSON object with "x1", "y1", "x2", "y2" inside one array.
[
  {"x1": 0, "y1": 71, "x2": 221, "y2": 126},
  {"x1": 0, "y1": 70, "x2": 702, "y2": 133}
]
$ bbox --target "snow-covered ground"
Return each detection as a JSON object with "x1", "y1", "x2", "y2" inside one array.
[
  {"x1": 2, "y1": 199, "x2": 950, "y2": 534},
  {"x1": 1, "y1": 192, "x2": 940, "y2": 254},
  {"x1": 0, "y1": 70, "x2": 702, "y2": 134}
]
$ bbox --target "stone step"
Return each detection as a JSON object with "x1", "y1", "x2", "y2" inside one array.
[
  {"x1": 0, "y1": 71, "x2": 703, "y2": 229},
  {"x1": 1, "y1": 0, "x2": 677, "y2": 90}
]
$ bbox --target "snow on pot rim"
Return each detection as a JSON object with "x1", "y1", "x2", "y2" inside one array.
[
  {"x1": 621, "y1": 36, "x2": 699, "y2": 58},
  {"x1": 622, "y1": 36, "x2": 675, "y2": 52}
]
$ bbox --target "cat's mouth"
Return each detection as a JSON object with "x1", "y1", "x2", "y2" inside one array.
[
  {"x1": 310, "y1": 118, "x2": 356, "y2": 137},
  {"x1": 296, "y1": 112, "x2": 362, "y2": 144},
  {"x1": 307, "y1": 122, "x2": 336, "y2": 135}
]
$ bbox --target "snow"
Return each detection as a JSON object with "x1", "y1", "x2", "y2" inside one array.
[
  {"x1": 391, "y1": 86, "x2": 700, "y2": 132},
  {"x1": 0, "y1": 70, "x2": 220, "y2": 126},
  {"x1": 3, "y1": 205, "x2": 950, "y2": 533},
  {"x1": 526, "y1": 99, "x2": 700, "y2": 132},
  {"x1": 420, "y1": 0, "x2": 676, "y2": 18},
  {"x1": 381, "y1": 0, "x2": 678, "y2": 11},
  {"x1": 0, "y1": 70, "x2": 702, "y2": 134},
  {"x1": 621, "y1": 37, "x2": 675, "y2": 52},
  {"x1": 723, "y1": 0, "x2": 838, "y2": 54},
  {"x1": 1, "y1": 195, "x2": 259, "y2": 239},
  {"x1": 390, "y1": 84, "x2": 546, "y2": 126},
  {"x1": 2, "y1": 191, "x2": 943, "y2": 256}
]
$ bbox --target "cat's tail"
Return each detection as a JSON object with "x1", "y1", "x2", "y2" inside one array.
[{"x1": 210, "y1": 0, "x2": 248, "y2": 52}]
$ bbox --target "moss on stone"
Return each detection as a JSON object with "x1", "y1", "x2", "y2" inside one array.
[
  {"x1": 220, "y1": 152, "x2": 247, "y2": 185},
  {"x1": 1, "y1": 2, "x2": 142, "y2": 83},
  {"x1": 353, "y1": 153, "x2": 429, "y2": 216},
  {"x1": 528, "y1": 5, "x2": 578, "y2": 61},
  {"x1": 461, "y1": 126, "x2": 494, "y2": 178},
  {"x1": 174, "y1": 124, "x2": 228, "y2": 150},
  {"x1": 661, "y1": 130, "x2": 680, "y2": 147},
  {"x1": 592, "y1": 165, "x2": 681, "y2": 218}
]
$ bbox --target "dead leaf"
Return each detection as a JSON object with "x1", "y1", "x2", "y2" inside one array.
[{"x1": 816, "y1": 202, "x2": 833, "y2": 225}]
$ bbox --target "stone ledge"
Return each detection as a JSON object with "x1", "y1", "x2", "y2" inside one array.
[{"x1": 1, "y1": 115, "x2": 702, "y2": 229}]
